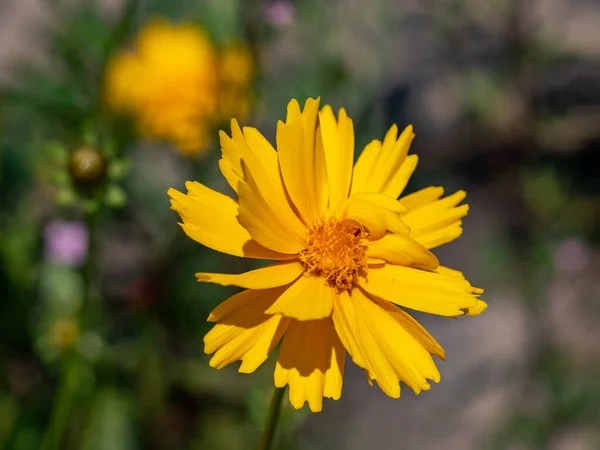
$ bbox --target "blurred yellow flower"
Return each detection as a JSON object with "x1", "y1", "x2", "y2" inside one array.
[
  {"x1": 105, "y1": 20, "x2": 254, "y2": 156},
  {"x1": 169, "y1": 97, "x2": 486, "y2": 412}
]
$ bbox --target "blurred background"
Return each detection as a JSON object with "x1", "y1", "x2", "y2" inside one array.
[{"x1": 1, "y1": 0, "x2": 599, "y2": 449}]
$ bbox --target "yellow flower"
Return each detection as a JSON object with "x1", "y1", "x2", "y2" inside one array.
[
  {"x1": 168, "y1": 98, "x2": 486, "y2": 412},
  {"x1": 104, "y1": 20, "x2": 219, "y2": 155}
]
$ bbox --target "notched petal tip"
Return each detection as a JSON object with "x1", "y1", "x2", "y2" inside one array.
[
  {"x1": 166, "y1": 186, "x2": 180, "y2": 197},
  {"x1": 462, "y1": 299, "x2": 488, "y2": 316}
]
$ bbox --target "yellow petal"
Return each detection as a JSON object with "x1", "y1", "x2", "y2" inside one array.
[
  {"x1": 402, "y1": 190, "x2": 469, "y2": 249},
  {"x1": 414, "y1": 221, "x2": 464, "y2": 249},
  {"x1": 169, "y1": 183, "x2": 294, "y2": 260},
  {"x1": 277, "y1": 98, "x2": 328, "y2": 223},
  {"x1": 218, "y1": 119, "x2": 276, "y2": 193},
  {"x1": 319, "y1": 105, "x2": 354, "y2": 212},
  {"x1": 266, "y1": 275, "x2": 335, "y2": 320},
  {"x1": 353, "y1": 289, "x2": 440, "y2": 394},
  {"x1": 367, "y1": 233, "x2": 439, "y2": 270},
  {"x1": 464, "y1": 299, "x2": 488, "y2": 316},
  {"x1": 196, "y1": 260, "x2": 303, "y2": 289},
  {"x1": 436, "y1": 265, "x2": 466, "y2": 279},
  {"x1": 400, "y1": 186, "x2": 444, "y2": 211},
  {"x1": 341, "y1": 193, "x2": 410, "y2": 239},
  {"x1": 350, "y1": 139, "x2": 381, "y2": 195},
  {"x1": 348, "y1": 289, "x2": 401, "y2": 398},
  {"x1": 333, "y1": 291, "x2": 400, "y2": 397},
  {"x1": 274, "y1": 319, "x2": 345, "y2": 412},
  {"x1": 381, "y1": 154, "x2": 419, "y2": 199},
  {"x1": 375, "y1": 299, "x2": 446, "y2": 360},
  {"x1": 238, "y1": 315, "x2": 291, "y2": 373},
  {"x1": 350, "y1": 125, "x2": 415, "y2": 197},
  {"x1": 331, "y1": 291, "x2": 368, "y2": 368},
  {"x1": 207, "y1": 286, "x2": 286, "y2": 322},
  {"x1": 204, "y1": 288, "x2": 291, "y2": 372},
  {"x1": 361, "y1": 264, "x2": 479, "y2": 316},
  {"x1": 340, "y1": 193, "x2": 406, "y2": 215},
  {"x1": 219, "y1": 120, "x2": 307, "y2": 246},
  {"x1": 436, "y1": 265, "x2": 486, "y2": 315},
  {"x1": 238, "y1": 162, "x2": 306, "y2": 254}
]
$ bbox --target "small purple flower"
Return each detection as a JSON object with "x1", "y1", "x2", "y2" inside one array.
[
  {"x1": 264, "y1": 1, "x2": 295, "y2": 28},
  {"x1": 44, "y1": 220, "x2": 89, "y2": 267}
]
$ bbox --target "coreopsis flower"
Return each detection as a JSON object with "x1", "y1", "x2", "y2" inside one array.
[
  {"x1": 105, "y1": 20, "x2": 253, "y2": 156},
  {"x1": 169, "y1": 98, "x2": 486, "y2": 412}
]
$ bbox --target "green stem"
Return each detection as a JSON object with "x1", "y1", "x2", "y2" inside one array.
[
  {"x1": 258, "y1": 387, "x2": 286, "y2": 450},
  {"x1": 39, "y1": 354, "x2": 81, "y2": 450},
  {"x1": 40, "y1": 213, "x2": 97, "y2": 450}
]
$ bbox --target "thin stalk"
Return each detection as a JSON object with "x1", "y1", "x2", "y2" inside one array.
[
  {"x1": 258, "y1": 387, "x2": 286, "y2": 450},
  {"x1": 40, "y1": 213, "x2": 97, "y2": 450}
]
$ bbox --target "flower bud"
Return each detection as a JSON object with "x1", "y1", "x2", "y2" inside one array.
[{"x1": 69, "y1": 146, "x2": 107, "y2": 187}]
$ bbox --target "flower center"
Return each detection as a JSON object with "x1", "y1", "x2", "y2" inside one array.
[{"x1": 299, "y1": 218, "x2": 368, "y2": 291}]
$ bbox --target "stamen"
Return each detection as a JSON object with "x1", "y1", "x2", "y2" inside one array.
[{"x1": 299, "y1": 218, "x2": 368, "y2": 291}]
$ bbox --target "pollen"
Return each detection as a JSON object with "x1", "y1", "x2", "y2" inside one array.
[{"x1": 299, "y1": 218, "x2": 368, "y2": 291}]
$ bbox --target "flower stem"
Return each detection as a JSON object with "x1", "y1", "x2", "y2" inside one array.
[
  {"x1": 39, "y1": 354, "x2": 81, "y2": 450},
  {"x1": 258, "y1": 386, "x2": 286, "y2": 450},
  {"x1": 40, "y1": 213, "x2": 97, "y2": 450}
]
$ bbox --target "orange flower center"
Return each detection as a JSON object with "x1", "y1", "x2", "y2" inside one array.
[{"x1": 299, "y1": 218, "x2": 368, "y2": 291}]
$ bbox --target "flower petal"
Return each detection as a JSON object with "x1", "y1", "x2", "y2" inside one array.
[
  {"x1": 274, "y1": 318, "x2": 345, "y2": 412},
  {"x1": 399, "y1": 186, "x2": 444, "y2": 211},
  {"x1": 219, "y1": 119, "x2": 307, "y2": 250},
  {"x1": 169, "y1": 183, "x2": 293, "y2": 260},
  {"x1": 413, "y1": 221, "x2": 464, "y2": 249},
  {"x1": 204, "y1": 288, "x2": 291, "y2": 372},
  {"x1": 331, "y1": 291, "x2": 368, "y2": 368},
  {"x1": 265, "y1": 275, "x2": 335, "y2": 320},
  {"x1": 238, "y1": 161, "x2": 306, "y2": 254},
  {"x1": 367, "y1": 233, "x2": 439, "y2": 270},
  {"x1": 352, "y1": 288, "x2": 440, "y2": 394},
  {"x1": 207, "y1": 286, "x2": 284, "y2": 322},
  {"x1": 464, "y1": 299, "x2": 488, "y2": 316},
  {"x1": 435, "y1": 265, "x2": 486, "y2": 314},
  {"x1": 361, "y1": 264, "x2": 479, "y2": 316},
  {"x1": 350, "y1": 139, "x2": 381, "y2": 195},
  {"x1": 350, "y1": 125, "x2": 415, "y2": 198},
  {"x1": 218, "y1": 119, "x2": 277, "y2": 193},
  {"x1": 381, "y1": 154, "x2": 419, "y2": 199},
  {"x1": 319, "y1": 105, "x2": 354, "y2": 212},
  {"x1": 374, "y1": 299, "x2": 446, "y2": 360},
  {"x1": 196, "y1": 260, "x2": 303, "y2": 289},
  {"x1": 402, "y1": 190, "x2": 469, "y2": 249},
  {"x1": 341, "y1": 193, "x2": 410, "y2": 239},
  {"x1": 277, "y1": 98, "x2": 328, "y2": 223}
]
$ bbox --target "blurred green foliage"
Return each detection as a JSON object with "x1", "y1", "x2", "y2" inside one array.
[{"x1": 0, "y1": 0, "x2": 599, "y2": 449}]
